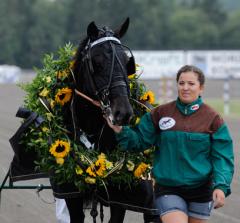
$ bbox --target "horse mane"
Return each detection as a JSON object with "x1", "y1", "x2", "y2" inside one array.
[{"x1": 72, "y1": 37, "x2": 88, "y2": 81}]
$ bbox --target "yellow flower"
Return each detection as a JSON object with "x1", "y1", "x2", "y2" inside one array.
[
  {"x1": 140, "y1": 91, "x2": 155, "y2": 104},
  {"x1": 46, "y1": 76, "x2": 52, "y2": 83},
  {"x1": 56, "y1": 157, "x2": 64, "y2": 165},
  {"x1": 96, "y1": 164, "x2": 106, "y2": 177},
  {"x1": 39, "y1": 88, "x2": 49, "y2": 97},
  {"x1": 55, "y1": 88, "x2": 72, "y2": 106},
  {"x1": 134, "y1": 162, "x2": 149, "y2": 178},
  {"x1": 85, "y1": 177, "x2": 96, "y2": 184},
  {"x1": 143, "y1": 149, "x2": 151, "y2": 155},
  {"x1": 49, "y1": 139, "x2": 70, "y2": 158},
  {"x1": 46, "y1": 112, "x2": 54, "y2": 121},
  {"x1": 86, "y1": 164, "x2": 96, "y2": 177},
  {"x1": 42, "y1": 127, "x2": 50, "y2": 133},
  {"x1": 105, "y1": 160, "x2": 113, "y2": 170},
  {"x1": 98, "y1": 153, "x2": 106, "y2": 160},
  {"x1": 75, "y1": 166, "x2": 83, "y2": 175},
  {"x1": 128, "y1": 74, "x2": 136, "y2": 79},
  {"x1": 57, "y1": 70, "x2": 69, "y2": 79},
  {"x1": 69, "y1": 60, "x2": 75, "y2": 70},
  {"x1": 50, "y1": 99, "x2": 55, "y2": 109},
  {"x1": 135, "y1": 117, "x2": 140, "y2": 124},
  {"x1": 95, "y1": 153, "x2": 107, "y2": 177},
  {"x1": 126, "y1": 160, "x2": 135, "y2": 171},
  {"x1": 72, "y1": 49, "x2": 77, "y2": 56},
  {"x1": 96, "y1": 153, "x2": 106, "y2": 166}
]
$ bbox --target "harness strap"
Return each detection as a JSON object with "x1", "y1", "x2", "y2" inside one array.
[
  {"x1": 90, "y1": 37, "x2": 121, "y2": 48},
  {"x1": 110, "y1": 80, "x2": 127, "y2": 89}
]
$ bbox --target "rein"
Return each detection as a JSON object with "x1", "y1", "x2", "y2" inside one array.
[
  {"x1": 74, "y1": 88, "x2": 100, "y2": 107},
  {"x1": 75, "y1": 88, "x2": 154, "y2": 112}
]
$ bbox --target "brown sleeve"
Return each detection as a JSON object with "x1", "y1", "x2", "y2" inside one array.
[
  {"x1": 150, "y1": 106, "x2": 161, "y2": 132},
  {"x1": 210, "y1": 114, "x2": 224, "y2": 133}
]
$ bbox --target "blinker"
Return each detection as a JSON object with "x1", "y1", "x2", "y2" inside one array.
[{"x1": 127, "y1": 56, "x2": 136, "y2": 75}]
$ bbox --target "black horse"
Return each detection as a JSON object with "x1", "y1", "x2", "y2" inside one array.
[
  {"x1": 5, "y1": 18, "x2": 159, "y2": 223},
  {"x1": 50, "y1": 18, "x2": 159, "y2": 223},
  {"x1": 51, "y1": 18, "x2": 131, "y2": 223}
]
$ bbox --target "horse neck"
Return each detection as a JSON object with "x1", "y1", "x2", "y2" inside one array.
[{"x1": 74, "y1": 96, "x2": 117, "y2": 152}]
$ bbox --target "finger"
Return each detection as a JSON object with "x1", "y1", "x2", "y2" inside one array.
[{"x1": 214, "y1": 198, "x2": 225, "y2": 209}]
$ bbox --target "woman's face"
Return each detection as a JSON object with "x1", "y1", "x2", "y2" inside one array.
[{"x1": 177, "y1": 71, "x2": 204, "y2": 104}]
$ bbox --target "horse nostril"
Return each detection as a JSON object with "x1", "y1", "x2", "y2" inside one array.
[
  {"x1": 114, "y1": 110, "x2": 122, "y2": 122},
  {"x1": 114, "y1": 110, "x2": 132, "y2": 125}
]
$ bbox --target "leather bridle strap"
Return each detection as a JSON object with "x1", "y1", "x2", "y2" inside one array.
[{"x1": 74, "y1": 89, "x2": 101, "y2": 108}]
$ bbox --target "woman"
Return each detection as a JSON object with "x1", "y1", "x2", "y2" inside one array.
[{"x1": 106, "y1": 65, "x2": 234, "y2": 223}]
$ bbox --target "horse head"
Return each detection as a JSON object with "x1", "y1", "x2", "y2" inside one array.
[{"x1": 73, "y1": 18, "x2": 134, "y2": 126}]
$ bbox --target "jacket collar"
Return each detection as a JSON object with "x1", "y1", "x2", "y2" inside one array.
[{"x1": 176, "y1": 97, "x2": 203, "y2": 115}]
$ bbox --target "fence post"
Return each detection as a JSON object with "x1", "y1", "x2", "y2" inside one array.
[{"x1": 223, "y1": 76, "x2": 230, "y2": 116}]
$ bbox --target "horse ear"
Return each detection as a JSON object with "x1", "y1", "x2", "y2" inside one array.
[
  {"x1": 87, "y1": 21, "x2": 99, "y2": 40},
  {"x1": 114, "y1": 17, "x2": 130, "y2": 38}
]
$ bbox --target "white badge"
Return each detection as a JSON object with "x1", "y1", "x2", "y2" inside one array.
[
  {"x1": 191, "y1": 104, "x2": 199, "y2": 111},
  {"x1": 159, "y1": 117, "x2": 176, "y2": 130}
]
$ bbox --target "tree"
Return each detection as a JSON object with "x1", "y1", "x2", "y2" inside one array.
[
  {"x1": 168, "y1": 9, "x2": 219, "y2": 49},
  {"x1": 0, "y1": 0, "x2": 28, "y2": 65},
  {"x1": 220, "y1": 10, "x2": 240, "y2": 49},
  {"x1": 191, "y1": 0, "x2": 227, "y2": 26}
]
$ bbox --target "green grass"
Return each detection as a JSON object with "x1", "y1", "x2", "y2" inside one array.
[{"x1": 205, "y1": 98, "x2": 240, "y2": 119}]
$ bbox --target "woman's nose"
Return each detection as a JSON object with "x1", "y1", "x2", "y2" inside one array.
[{"x1": 183, "y1": 84, "x2": 189, "y2": 90}]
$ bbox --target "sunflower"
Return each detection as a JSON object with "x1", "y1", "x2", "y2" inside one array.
[
  {"x1": 86, "y1": 164, "x2": 96, "y2": 177},
  {"x1": 49, "y1": 139, "x2": 70, "y2": 158},
  {"x1": 140, "y1": 91, "x2": 155, "y2": 104},
  {"x1": 134, "y1": 162, "x2": 149, "y2": 178},
  {"x1": 96, "y1": 165, "x2": 106, "y2": 177},
  {"x1": 55, "y1": 88, "x2": 72, "y2": 106}
]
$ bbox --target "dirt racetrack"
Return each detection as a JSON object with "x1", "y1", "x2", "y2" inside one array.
[{"x1": 0, "y1": 83, "x2": 239, "y2": 223}]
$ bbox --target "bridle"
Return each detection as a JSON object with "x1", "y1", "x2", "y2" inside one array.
[{"x1": 75, "y1": 33, "x2": 135, "y2": 121}]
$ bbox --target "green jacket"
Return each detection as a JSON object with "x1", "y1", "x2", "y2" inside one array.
[{"x1": 116, "y1": 97, "x2": 234, "y2": 196}]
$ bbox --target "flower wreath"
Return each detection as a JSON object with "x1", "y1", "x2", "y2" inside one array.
[{"x1": 20, "y1": 43, "x2": 157, "y2": 192}]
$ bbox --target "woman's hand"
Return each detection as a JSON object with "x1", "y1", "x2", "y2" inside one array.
[
  {"x1": 104, "y1": 115, "x2": 123, "y2": 133},
  {"x1": 213, "y1": 189, "x2": 225, "y2": 209}
]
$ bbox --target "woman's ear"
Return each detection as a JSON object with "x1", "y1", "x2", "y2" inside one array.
[{"x1": 199, "y1": 84, "x2": 205, "y2": 95}]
